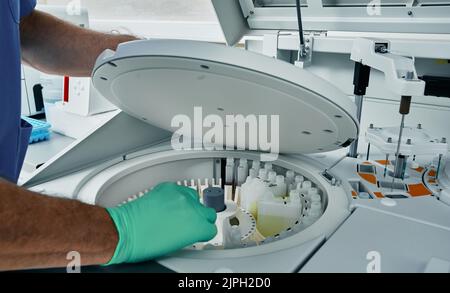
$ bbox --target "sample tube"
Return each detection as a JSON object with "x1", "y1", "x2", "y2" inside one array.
[
  {"x1": 302, "y1": 181, "x2": 312, "y2": 190},
  {"x1": 295, "y1": 175, "x2": 304, "y2": 184},
  {"x1": 252, "y1": 160, "x2": 260, "y2": 173},
  {"x1": 275, "y1": 175, "x2": 287, "y2": 197},
  {"x1": 286, "y1": 170, "x2": 295, "y2": 186},
  {"x1": 264, "y1": 163, "x2": 273, "y2": 171},
  {"x1": 308, "y1": 187, "x2": 318, "y2": 196},
  {"x1": 237, "y1": 158, "x2": 249, "y2": 186},
  {"x1": 259, "y1": 169, "x2": 268, "y2": 181},
  {"x1": 310, "y1": 193, "x2": 321, "y2": 203},
  {"x1": 225, "y1": 158, "x2": 235, "y2": 185},
  {"x1": 268, "y1": 171, "x2": 277, "y2": 184},
  {"x1": 248, "y1": 168, "x2": 257, "y2": 179}
]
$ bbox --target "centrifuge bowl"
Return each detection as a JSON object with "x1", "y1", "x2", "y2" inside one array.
[{"x1": 75, "y1": 149, "x2": 350, "y2": 272}]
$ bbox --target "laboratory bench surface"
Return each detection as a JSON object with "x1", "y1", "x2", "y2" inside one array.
[{"x1": 19, "y1": 132, "x2": 75, "y2": 183}]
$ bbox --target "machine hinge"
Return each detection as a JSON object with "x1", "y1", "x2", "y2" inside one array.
[
  {"x1": 239, "y1": 0, "x2": 255, "y2": 18},
  {"x1": 294, "y1": 33, "x2": 316, "y2": 68},
  {"x1": 303, "y1": 30, "x2": 327, "y2": 38}
]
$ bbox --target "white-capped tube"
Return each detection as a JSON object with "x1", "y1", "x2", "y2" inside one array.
[
  {"x1": 189, "y1": 179, "x2": 197, "y2": 191},
  {"x1": 302, "y1": 181, "x2": 312, "y2": 189},
  {"x1": 310, "y1": 193, "x2": 321, "y2": 203},
  {"x1": 252, "y1": 160, "x2": 260, "y2": 172},
  {"x1": 249, "y1": 168, "x2": 257, "y2": 179},
  {"x1": 310, "y1": 201, "x2": 322, "y2": 212},
  {"x1": 237, "y1": 158, "x2": 249, "y2": 186},
  {"x1": 286, "y1": 170, "x2": 295, "y2": 185},
  {"x1": 268, "y1": 171, "x2": 277, "y2": 183},
  {"x1": 258, "y1": 169, "x2": 268, "y2": 181},
  {"x1": 239, "y1": 158, "x2": 247, "y2": 165},
  {"x1": 308, "y1": 187, "x2": 318, "y2": 196},
  {"x1": 289, "y1": 190, "x2": 302, "y2": 209},
  {"x1": 225, "y1": 158, "x2": 234, "y2": 185},
  {"x1": 276, "y1": 175, "x2": 285, "y2": 185},
  {"x1": 289, "y1": 189, "x2": 300, "y2": 198},
  {"x1": 264, "y1": 162, "x2": 273, "y2": 171},
  {"x1": 274, "y1": 175, "x2": 287, "y2": 197},
  {"x1": 308, "y1": 209, "x2": 322, "y2": 218},
  {"x1": 290, "y1": 174, "x2": 304, "y2": 191},
  {"x1": 295, "y1": 175, "x2": 304, "y2": 185}
]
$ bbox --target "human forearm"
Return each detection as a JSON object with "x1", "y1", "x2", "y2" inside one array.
[
  {"x1": 0, "y1": 180, "x2": 118, "y2": 271},
  {"x1": 20, "y1": 10, "x2": 137, "y2": 77}
]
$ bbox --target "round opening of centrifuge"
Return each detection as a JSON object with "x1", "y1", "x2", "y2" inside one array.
[{"x1": 95, "y1": 154, "x2": 328, "y2": 251}]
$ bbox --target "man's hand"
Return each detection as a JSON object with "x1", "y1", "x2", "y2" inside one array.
[
  {"x1": 0, "y1": 179, "x2": 118, "y2": 271},
  {"x1": 106, "y1": 182, "x2": 217, "y2": 264},
  {"x1": 0, "y1": 180, "x2": 216, "y2": 271},
  {"x1": 20, "y1": 10, "x2": 137, "y2": 77}
]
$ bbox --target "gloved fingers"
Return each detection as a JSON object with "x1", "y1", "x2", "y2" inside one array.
[
  {"x1": 197, "y1": 223, "x2": 218, "y2": 242},
  {"x1": 198, "y1": 206, "x2": 217, "y2": 224},
  {"x1": 181, "y1": 186, "x2": 201, "y2": 202},
  {"x1": 148, "y1": 182, "x2": 173, "y2": 194},
  {"x1": 153, "y1": 182, "x2": 201, "y2": 202}
]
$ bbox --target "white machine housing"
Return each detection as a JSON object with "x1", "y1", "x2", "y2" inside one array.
[
  {"x1": 23, "y1": 37, "x2": 359, "y2": 273},
  {"x1": 212, "y1": 0, "x2": 450, "y2": 154},
  {"x1": 366, "y1": 124, "x2": 448, "y2": 156}
]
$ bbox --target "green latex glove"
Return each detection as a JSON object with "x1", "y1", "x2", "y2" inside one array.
[{"x1": 105, "y1": 182, "x2": 217, "y2": 265}]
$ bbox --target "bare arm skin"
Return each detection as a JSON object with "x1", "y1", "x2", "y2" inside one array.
[
  {"x1": 20, "y1": 10, "x2": 138, "y2": 77},
  {"x1": 0, "y1": 9, "x2": 139, "y2": 270},
  {"x1": 0, "y1": 180, "x2": 118, "y2": 271}
]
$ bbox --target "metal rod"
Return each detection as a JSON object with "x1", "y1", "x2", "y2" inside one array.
[
  {"x1": 349, "y1": 95, "x2": 364, "y2": 158},
  {"x1": 295, "y1": 0, "x2": 306, "y2": 58},
  {"x1": 436, "y1": 154, "x2": 443, "y2": 180},
  {"x1": 392, "y1": 114, "x2": 406, "y2": 190},
  {"x1": 395, "y1": 115, "x2": 405, "y2": 158},
  {"x1": 325, "y1": 154, "x2": 348, "y2": 173},
  {"x1": 366, "y1": 143, "x2": 371, "y2": 161},
  {"x1": 383, "y1": 154, "x2": 389, "y2": 178}
]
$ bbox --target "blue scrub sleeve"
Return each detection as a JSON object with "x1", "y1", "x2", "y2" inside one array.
[{"x1": 20, "y1": 0, "x2": 37, "y2": 18}]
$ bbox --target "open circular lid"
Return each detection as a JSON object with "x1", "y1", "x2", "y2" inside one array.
[{"x1": 92, "y1": 39, "x2": 358, "y2": 154}]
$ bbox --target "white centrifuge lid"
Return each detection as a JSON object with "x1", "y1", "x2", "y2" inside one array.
[{"x1": 92, "y1": 39, "x2": 358, "y2": 154}]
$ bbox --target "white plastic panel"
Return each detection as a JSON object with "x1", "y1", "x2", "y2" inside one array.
[{"x1": 92, "y1": 39, "x2": 358, "y2": 155}]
